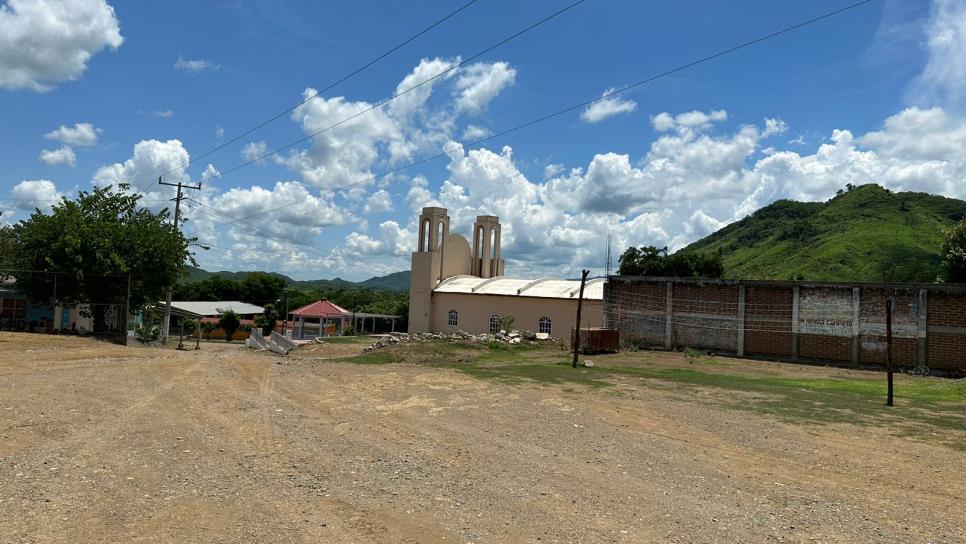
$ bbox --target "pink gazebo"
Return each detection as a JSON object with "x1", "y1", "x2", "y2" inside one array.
[{"x1": 288, "y1": 299, "x2": 350, "y2": 339}]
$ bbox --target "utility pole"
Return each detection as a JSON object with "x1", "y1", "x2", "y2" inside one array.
[
  {"x1": 572, "y1": 269, "x2": 590, "y2": 368},
  {"x1": 160, "y1": 176, "x2": 201, "y2": 345}
]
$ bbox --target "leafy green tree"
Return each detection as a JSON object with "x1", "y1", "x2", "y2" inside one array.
[
  {"x1": 254, "y1": 303, "x2": 278, "y2": 336},
  {"x1": 9, "y1": 184, "x2": 194, "y2": 331},
  {"x1": 941, "y1": 219, "x2": 966, "y2": 283},
  {"x1": 618, "y1": 245, "x2": 723, "y2": 278},
  {"x1": 135, "y1": 306, "x2": 161, "y2": 343},
  {"x1": 240, "y1": 273, "x2": 287, "y2": 304},
  {"x1": 217, "y1": 309, "x2": 240, "y2": 342},
  {"x1": 201, "y1": 321, "x2": 216, "y2": 340}
]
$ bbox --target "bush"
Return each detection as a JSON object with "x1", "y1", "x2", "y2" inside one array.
[{"x1": 218, "y1": 310, "x2": 240, "y2": 342}]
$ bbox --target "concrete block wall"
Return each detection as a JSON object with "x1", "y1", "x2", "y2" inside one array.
[{"x1": 607, "y1": 277, "x2": 966, "y2": 373}]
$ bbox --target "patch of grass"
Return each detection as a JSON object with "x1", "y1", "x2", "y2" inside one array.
[{"x1": 336, "y1": 351, "x2": 402, "y2": 365}]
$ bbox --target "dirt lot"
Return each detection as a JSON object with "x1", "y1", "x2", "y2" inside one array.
[{"x1": 1, "y1": 332, "x2": 964, "y2": 543}]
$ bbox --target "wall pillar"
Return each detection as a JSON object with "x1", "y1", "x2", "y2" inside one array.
[
  {"x1": 53, "y1": 304, "x2": 63, "y2": 330},
  {"x1": 791, "y1": 285, "x2": 800, "y2": 360},
  {"x1": 736, "y1": 284, "x2": 746, "y2": 357},
  {"x1": 918, "y1": 288, "x2": 928, "y2": 367},
  {"x1": 851, "y1": 287, "x2": 861, "y2": 365},
  {"x1": 664, "y1": 281, "x2": 673, "y2": 350}
]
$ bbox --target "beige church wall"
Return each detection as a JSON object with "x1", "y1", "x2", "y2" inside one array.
[
  {"x1": 429, "y1": 292, "x2": 603, "y2": 343},
  {"x1": 442, "y1": 234, "x2": 471, "y2": 278}
]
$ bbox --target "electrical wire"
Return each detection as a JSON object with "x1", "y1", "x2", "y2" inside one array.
[{"x1": 195, "y1": 0, "x2": 875, "y2": 229}]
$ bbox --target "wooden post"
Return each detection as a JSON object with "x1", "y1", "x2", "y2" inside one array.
[
  {"x1": 664, "y1": 281, "x2": 673, "y2": 350},
  {"x1": 791, "y1": 285, "x2": 800, "y2": 360},
  {"x1": 572, "y1": 270, "x2": 590, "y2": 368},
  {"x1": 886, "y1": 295, "x2": 894, "y2": 407}
]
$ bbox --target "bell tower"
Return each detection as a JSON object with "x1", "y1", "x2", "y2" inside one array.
[
  {"x1": 471, "y1": 215, "x2": 504, "y2": 278},
  {"x1": 408, "y1": 207, "x2": 449, "y2": 332}
]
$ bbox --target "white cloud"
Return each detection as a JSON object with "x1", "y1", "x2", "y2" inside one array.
[
  {"x1": 387, "y1": 56, "x2": 458, "y2": 122},
  {"x1": 909, "y1": 0, "x2": 966, "y2": 111},
  {"x1": 0, "y1": 0, "x2": 123, "y2": 91},
  {"x1": 580, "y1": 88, "x2": 637, "y2": 123},
  {"x1": 93, "y1": 139, "x2": 191, "y2": 189},
  {"x1": 44, "y1": 122, "x2": 100, "y2": 146},
  {"x1": 344, "y1": 221, "x2": 413, "y2": 257},
  {"x1": 201, "y1": 164, "x2": 220, "y2": 181},
  {"x1": 242, "y1": 141, "x2": 268, "y2": 162},
  {"x1": 153, "y1": 109, "x2": 174, "y2": 118},
  {"x1": 38, "y1": 145, "x2": 76, "y2": 166},
  {"x1": 652, "y1": 109, "x2": 727, "y2": 132},
  {"x1": 282, "y1": 89, "x2": 402, "y2": 189},
  {"x1": 461, "y1": 124, "x2": 490, "y2": 141},
  {"x1": 209, "y1": 181, "x2": 345, "y2": 234},
  {"x1": 174, "y1": 55, "x2": 219, "y2": 73},
  {"x1": 11, "y1": 179, "x2": 62, "y2": 209},
  {"x1": 454, "y1": 61, "x2": 517, "y2": 115},
  {"x1": 215, "y1": 125, "x2": 224, "y2": 139},
  {"x1": 761, "y1": 118, "x2": 788, "y2": 139},
  {"x1": 362, "y1": 189, "x2": 393, "y2": 214}
]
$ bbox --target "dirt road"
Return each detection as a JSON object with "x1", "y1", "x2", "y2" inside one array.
[{"x1": 1, "y1": 333, "x2": 963, "y2": 543}]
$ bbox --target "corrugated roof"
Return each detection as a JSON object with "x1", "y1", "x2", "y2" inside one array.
[
  {"x1": 433, "y1": 276, "x2": 605, "y2": 300},
  {"x1": 165, "y1": 301, "x2": 264, "y2": 316},
  {"x1": 289, "y1": 299, "x2": 350, "y2": 317}
]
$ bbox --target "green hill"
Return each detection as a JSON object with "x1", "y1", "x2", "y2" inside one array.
[
  {"x1": 185, "y1": 267, "x2": 411, "y2": 292},
  {"x1": 682, "y1": 184, "x2": 966, "y2": 282}
]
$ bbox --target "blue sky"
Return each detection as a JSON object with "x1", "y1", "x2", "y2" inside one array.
[{"x1": 2, "y1": 0, "x2": 965, "y2": 280}]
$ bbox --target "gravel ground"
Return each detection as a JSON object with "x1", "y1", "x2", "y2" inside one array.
[{"x1": 1, "y1": 332, "x2": 963, "y2": 543}]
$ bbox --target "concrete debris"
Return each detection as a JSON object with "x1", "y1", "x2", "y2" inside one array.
[
  {"x1": 362, "y1": 330, "x2": 558, "y2": 353},
  {"x1": 581, "y1": 360, "x2": 594, "y2": 368}
]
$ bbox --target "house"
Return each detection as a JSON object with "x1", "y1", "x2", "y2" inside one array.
[{"x1": 408, "y1": 207, "x2": 604, "y2": 338}]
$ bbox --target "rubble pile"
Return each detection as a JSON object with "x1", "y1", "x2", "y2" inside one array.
[{"x1": 362, "y1": 330, "x2": 556, "y2": 353}]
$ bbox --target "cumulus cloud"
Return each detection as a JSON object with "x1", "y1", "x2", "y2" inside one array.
[
  {"x1": 11, "y1": 179, "x2": 63, "y2": 209},
  {"x1": 210, "y1": 181, "x2": 344, "y2": 234},
  {"x1": 362, "y1": 189, "x2": 393, "y2": 214},
  {"x1": 580, "y1": 88, "x2": 637, "y2": 123},
  {"x1": 281, "y1": 89, "x2": 401, "y2": 189},
  {"x1": 174, "y1": 55, "x2": 219, "y2": 73},
  {"x1": 153, "y1": 109, "x2": 174, "y2": 118},
  {"x1": 44, "y1": 122, "x2": 100, "y2": 146},
  {"x1": 454, "y1": 61, "x2": 516, "y2": 114},
  {"x1": 93, "y1": 139, "x2": 191, "y2": 189},
  {"x1": 0, "y1": 0, "x2": 123, "y2": 91},
  {"x1": 344, "y1": 221, "x2": 413, "y2": 257},
  {"x1": 387, "y1": 56, "x2": 458, "y2": 121},
  {"x1": 38, "y1": 145, "x2": 76, "y2": 166}
]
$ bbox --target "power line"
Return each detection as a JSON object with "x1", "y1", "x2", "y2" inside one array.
[
  {"x1": 197, "y1": 0, "x2": 874, "y2": 229},
  {"x1": 158, "y1": 0, "x2": 482, "y2": 184},
  {"x1": 197, "y1": 0, "x2": 588, "y2": 186}
]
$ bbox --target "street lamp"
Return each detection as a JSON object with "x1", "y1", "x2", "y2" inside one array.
[{"x1": 162, "y1": 242, "x2": 211, "y2": 344}]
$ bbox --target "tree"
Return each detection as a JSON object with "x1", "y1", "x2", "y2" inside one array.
[
  {"x1": 240, "y1": 273, "x2": 287, "y2": 304},
  {"x1": 8, "y1": 184, "x2": 194, "y2": 332},
  {"x1": 618, "y1": 245, "x2": 723, "y2": 278},
  {"x1": 135, "y1": 305, "x2": 161, "y2": 343},
  {"x1": 201, "y1": 321, "x2": 216, "y2": 340},
  {"x1": 254, "y1": 303, "x2": 278, "y2": 336},
  {"x1": 941, "y1": 219, "x2": 966, "y2": 283},
  {"x1": 217, "y1": 310, "x2": 240, "y2": 342}
]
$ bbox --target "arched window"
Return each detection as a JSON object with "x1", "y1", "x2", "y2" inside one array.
[
  {"x1": 447, "y1": 309, "x2": 459, "y2": 328},
  {"x1": 489, "y1": 314, "x2": 500, "y2": 334},
  {"x1": 538, "y1": 316, "x2": 552, "y2": 335},
  {"x1": 436, "y1": 220, "x2": 445, "y2": 250},
  {"x1": 420, "y1": 218, "x2": 431, "y2": 252}
]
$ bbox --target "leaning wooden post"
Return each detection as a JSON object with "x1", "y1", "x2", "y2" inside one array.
[
  {"x1": 572, "y1": 270, "x2": 590, "y2": 368},
  {"x1": 885, "y1": 294, "x2": 894, "y2": 407}
]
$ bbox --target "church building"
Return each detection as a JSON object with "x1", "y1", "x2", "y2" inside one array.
[{"x1": 408, "y1": 207, "x2": 604, "y2": 338}]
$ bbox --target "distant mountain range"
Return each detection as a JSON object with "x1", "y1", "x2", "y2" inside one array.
[
  {"x1": 186, "y1": 267, "x2": 411, "y2": 292},
  {"x1": 683, "y1": 184, "x2": 965, "y2": 282}
]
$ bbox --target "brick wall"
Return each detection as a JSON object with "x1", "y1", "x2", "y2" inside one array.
[{"x1": 606, "y1": 277, "x2": 966, "y2": 373}]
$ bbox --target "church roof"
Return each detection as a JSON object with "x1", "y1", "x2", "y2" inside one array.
[{"x1": 433, "y1": 276, "x2": 605, "y2": 300}]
